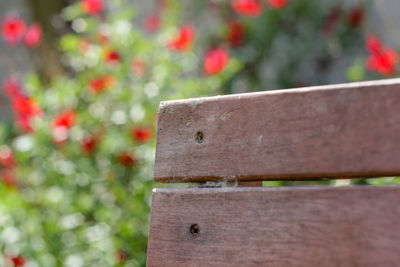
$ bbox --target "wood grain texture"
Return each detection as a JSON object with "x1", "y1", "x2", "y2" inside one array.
[
  {"x1": 155, "y1": 78, "x2": 400, "y2": 182},
  {"x1": 147, "y1": 186, "x2": 400, "y2": 267}
]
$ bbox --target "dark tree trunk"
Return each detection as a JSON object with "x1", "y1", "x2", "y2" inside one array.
[{"x1": 25, "y1": 0, "x2": 69, "y2": 81}]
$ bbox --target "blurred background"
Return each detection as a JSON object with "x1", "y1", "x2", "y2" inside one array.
[{"x1": 0, "y1": 0, "x2": 400, "y2": 266}]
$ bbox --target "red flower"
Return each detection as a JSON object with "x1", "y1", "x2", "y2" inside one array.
[
  {"x1": 2, "y1": 79, "x2": 23, "y2": 98},
  {"x1": 131, "y1": 59, "x2": 146, "y2": 78},
  {"x1": 117, "y1": 152, "x2": 137, "y2": 167},
  {"x1": 232, "y1": 0, "x2": 263, "y2": 17},
  {"x1": 227, "y1": 21, "x2": 245, "y2": 47},
  {"x1": 88, "y1": 75, "x2": 116, "y2": 93},
  {"x1": 53, "y1": 111, "x2": 76, "y2": 129},
  {"x1": 348, "y1": 6, "x2": 364, "y2": 28},
  {"x1": 52, "y1": 111, "x2": 76, "y2": 145},
  {"x1": 366, "y1": 36, "x2": 399, "y2": 76},
  {"x1": 1, "y1": 169, "x2": 17, "y2": 188},
  {"x1": 203, "y1": 48, "x2": 229, "y2": 75},
  {"x1": 168, "y1": 25, "x2": 195, "y2": 52},
  {"x1": 79, "y1": 39, "x2": 91, "y2": 54},
  {"x1": 366, "y1": 36, "x2": 381, "y2": 54},
  {"x1": 321, "y1": 6, "x2": 341, "y2": 35},
  {"x1": 10, "y1": 256, "x2": 26, "y2": 266},
  {"x1": 89, "y1": 78, "x2": 104, "y2": 93},
  {"x1": 267, "y1": 0, "x2": 290, "y2": 9},
  {"x1": 11, "y1": 96, "x2": 41, "y2": 118},
  {"x1": 101, "y1": 75, "x2": 117, "y2": 89},
  {"x1": 0, "y1": 146, "x2": 15, "y2": 168},
  {"x1": 144, "y1": 14, "x2": 160, "y2": 33},
  {"x1": 3, "y1": 79, "x2": 42, "y2": 133},
  {"x1": 132, "y1": 126, "x2": 152, "y2": 143},
  {"x1": 81, "y1": 136, "x2": 98, "y2": 155},
  {"x1": 81, "y1": 0, "x2": 104, "y2": 15},
  {"x1": 15, "y1": 116, "x2": 34, "y2": 133},
  {"x1": 1, "y1": 16, "x2": 26, "y2": 45},
  {"x1": 97, "y1": 33, "x2": 109, "y2": 45},
  {"x1": 23, "y1": 23, "x2": 42, "y2": 47},
  {"x1": 116, "y1": 250, "x2": 127, "y2": 263},
  {"x1": 104, "y1": 50, "x2": 121, "y2": 65}
]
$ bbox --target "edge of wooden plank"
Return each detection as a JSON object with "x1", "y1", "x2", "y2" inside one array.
[
  {"x1": 150, "y1": 184, "x2": 400, "y2": 195},
  {"x1": 157, "y1": 78, "x2": 400, "y2": 109},
  {"x1": 154, "y1": 172, "x2": 400, "y2": 183},
  {"x1": 154, "y1": 78, "x2": 400, "y2": 183}
]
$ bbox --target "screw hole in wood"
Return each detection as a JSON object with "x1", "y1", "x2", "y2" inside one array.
[
  {"x1": 195, "y1": 131, "x2": 204, "y2": 144},
  {"x1": 189, "y1": 224, "x2": 200, "y2": 237}
]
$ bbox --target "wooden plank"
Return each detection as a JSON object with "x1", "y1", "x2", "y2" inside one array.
[
  {"x1": 238, "y1": 181, "x2": 262, "y2": 187},
  {"x1": 147, "y1": 186, "x2": 400, "y2": 267},
  {"x1": 155, "y1": 79, "x2": 400, "y2": 182}
]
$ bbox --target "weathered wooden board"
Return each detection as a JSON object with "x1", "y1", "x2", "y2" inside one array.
[
  {"x1": 147, "y1": 186, "x2": 400, "y2": 267},
  {"x1": 155, "y1": 79, "x2": 400, "y2": 182}
]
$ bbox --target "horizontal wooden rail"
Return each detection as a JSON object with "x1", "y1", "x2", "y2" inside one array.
[
  {"x1": 147, "y1": 186, "x2": 400, "y2": 266},
  {"x1": 155, "y1": 78, "x2": 400, "y2": 182}
]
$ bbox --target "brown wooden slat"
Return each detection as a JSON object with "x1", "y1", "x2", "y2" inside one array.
[
  {"x1": 238, "y1": 181, "x2": 262, "y2": 187},
  {"x1": 155, "y1": 79, "x2": 400, "y2": 182},
  {"x1": 147, "y1": 186, "x2": 400, "y2": 267}
]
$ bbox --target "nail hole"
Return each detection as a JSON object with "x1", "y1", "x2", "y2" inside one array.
[
  {"x1": 189, "y1": 224, "x2": 200, "y2": 237},
  {"x1": 195, "y1": 131, "x2": 204, "y2": 144}
]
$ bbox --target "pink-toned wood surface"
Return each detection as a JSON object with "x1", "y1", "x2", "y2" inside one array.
[
  {"x1": 147, "y1": 186, "x2": 400, "y2": 267},
  {"x1": 155, "y1": 79, "x2": 400, "y2": 182}
]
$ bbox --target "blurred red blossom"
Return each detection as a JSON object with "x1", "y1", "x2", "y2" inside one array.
[
  {"x1": 88, "y1": 75, "x2": 116, "y2": 93},
  {"x1": 267, "y1": 0, "x2": 290, "y2": 9},
  {"x1": 3, "y1": 79, "x2": 42, "y2": 133},
  {"x1": 10, "y1": 256, "x2": 25, "y2": 267},
  {"x1": 0, "y1": 146, "x2": 15, "y2": 168},
  {"x1": 116, "y1": 250, "x2": 127, "y2": 263},
  {"x1": 79, "y1": 39, "x2": 92, "y2": 54},
  {"x1": 131, "y1": 59, "x2": 146, "y2": 77},
  {"x1": 366, "y1": 36, "x2": 381, "y2": 54},
  {"x1": 104, "y1": 50, "x2": 121, "y2": 65},
  {"x1": 1, "y1": 169, "x2": 17, "y2": 188},
  {"x1": 117, "y1": 152, "x2": 137, "y2": 167},
  {"x1": 23, "y1": 23, "x2": 42, "y2": 47},
  {"x1": 321, "y1": 6, "x2": 341, "y2": 35},
  {"x1": 2, "y1": 79, "x2": 23, "y2": 97},
  {"x1": 11, "y1": 97, "x2": 41, "y2": 132},
  {"x1": 227, "y1": 21, "x2": 245, "y2": 47},
  {"x1": 168, "y1": 25, "x2": 195, "y2": 52},
  {"x1": 15, "y1": 116, "x2": 34, "y2": 133},
  {"x1": 348, "y1": 6, "x2": 364, "y2": 28},
  {"x1": 52, "y1": 111, "x2": 76, "y2": 145},
  {"x1": 366, "y1": 35, "x2": 398, "y2": 76},
  {"x1": 11, "y1": 95, "x2": 41, "y2": 119},
  {"x1": 81, "y1": 135, "x2": 98, "y2": 155},
  {"x1": 53, "y1": 111, "x2": 76, "y2": 130},
  {"x1": 232, "y1": 0, "x2": 263, "y2": 17},
  {"x1": 144, "y1": 14, "x2": 160, "y2": 33},
  {"x1": 97, "y1": 33, "x2": 109, "y2": 45},
  {"x1": 132, "y1": 126, "x2": 152, "y2": 143},
  {"x1": 89, "y1": 77, "x2": 106, "y2": 93},
  {"x1": 203, "y1": 48, "x2": 229, "y2": 75},
  {"x1": 1, "y1": 16, "x2": 26, "y2": 46},
  {"x1": 81, "y1": 0, "x2": 104, "y2": 15}
]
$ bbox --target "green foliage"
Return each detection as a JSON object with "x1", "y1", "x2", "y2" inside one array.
[{"x1": 1, "y1": 2, "x2": 237, "y2": 266}]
